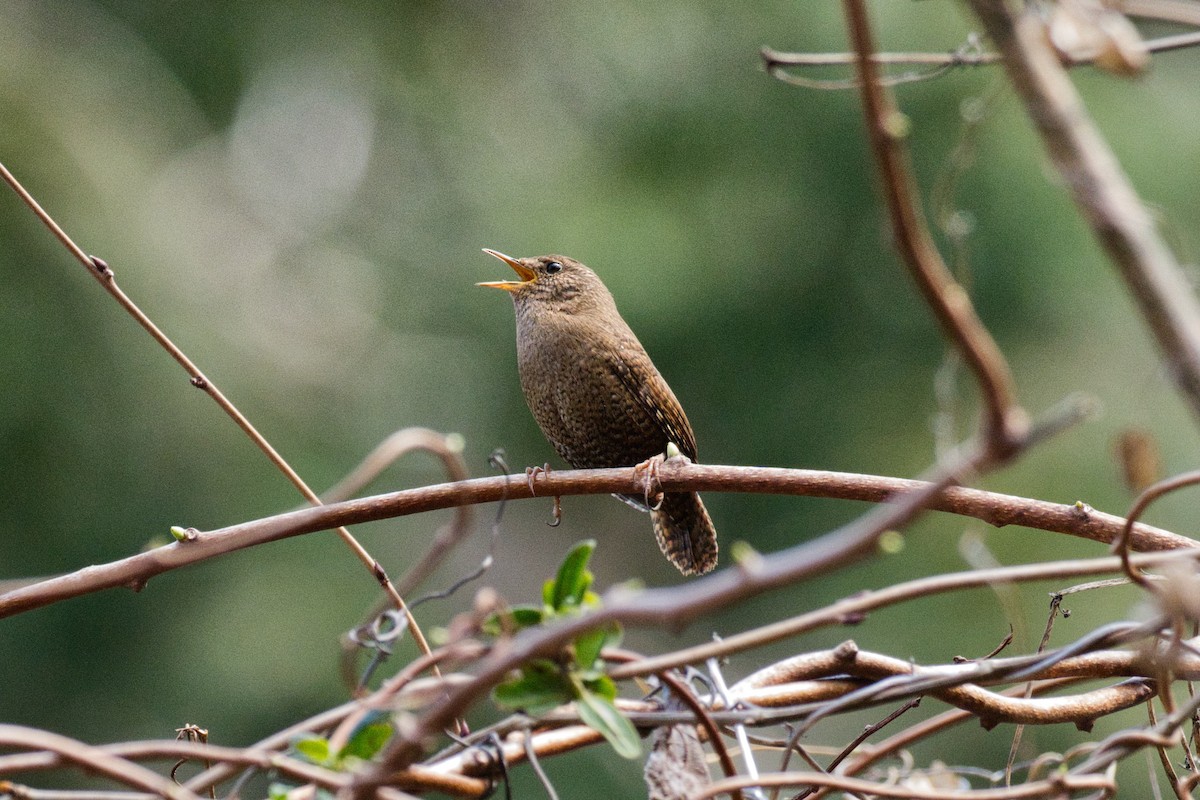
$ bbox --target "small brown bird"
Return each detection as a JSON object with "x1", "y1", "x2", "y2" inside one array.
[{"x1": 479, "y1": 248, "x2": 718, "y2": 575}]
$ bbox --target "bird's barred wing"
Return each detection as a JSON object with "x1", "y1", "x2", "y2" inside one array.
[{"x1": 603, "y1": 342, "x2": 698, "y2": 462}]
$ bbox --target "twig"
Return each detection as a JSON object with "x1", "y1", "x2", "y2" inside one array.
[
  {"x1": 611, "y1": 550, "x2": 1196, "y2": 680},
  {"x1": 842, "y1": 0, "x2": 1027, "y2": 458},
  {"x1": 761, "y1": 29, "x2": 1200, "y2": 87},
  {"x1": 733, "y1": 639, "x2": 1158, "y2": 731},
  {"x1": 1006, "y1": 592, "x2": 1071, "y2": 783},
  {"x1": 788, "y1": 699, "x2": 919, "y2": 800},
  {"x1": 321, "y1": 427, "x2": 472, "y2": 599},
  {"x1": 0, "y1": 159, "x2": 437, "y2": 675},
  {"x1": 816, "y1": 679, "x2": 1083, "y2": 799},
  {"x1": 1071, "y1": 688, "x2": 1200, "y2": 776},
  {"x1": 1115, "y1": 470, "x2": 1200, "y2": 590},
  {"x1": 523, "y1": 730, "x2": 559, "y2": 800},
  {"x1": 1145, "y1": 700, "x2": 1187, "y2": 800},
  {"x1": 0, "y1": 726, "x2": 204, "y2": 800},
  {"x1": 650, "y1": 666, "x2": 742, "y2": 790},
  {"x1": 707, "y1": 656, "x2": 760, "y2": 800}
]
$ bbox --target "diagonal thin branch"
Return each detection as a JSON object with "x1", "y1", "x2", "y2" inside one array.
[
  {"x1": 841, "y1": 0, "x2": 1027, "y2": 459},
  {"x1": 0, "y1": 159, "x2": 437, "y2": 671},
  {"x1": 964, "y1": 0, "x2": 1200, "y2": 424}
]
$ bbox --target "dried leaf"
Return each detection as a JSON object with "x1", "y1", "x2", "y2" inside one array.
[
  {"x1": 1115, "y1": 428, "x2": 1160, "y2": 493},
  {"x1": 643, "y1": 724, "x2": 710, "y2": 800}
]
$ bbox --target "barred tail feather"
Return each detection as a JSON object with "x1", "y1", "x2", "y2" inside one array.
[{"x1": 651, "y1": 492, "x2": 718, "y2": 575}]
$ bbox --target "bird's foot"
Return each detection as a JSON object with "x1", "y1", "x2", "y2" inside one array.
[
  {"x1": 525, "y1": 462, "x2": 551, "y2": 495},
  {"x1": 634, "y1": 454, "x2": 667, "y2": 511},
  {"x1": 525, "y1": 463, "x2": 562, "y2": 526}
]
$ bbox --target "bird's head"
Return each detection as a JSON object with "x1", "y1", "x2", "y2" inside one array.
[{"x1": 478, "y1": 249, "x2": 613, "y2": 315}]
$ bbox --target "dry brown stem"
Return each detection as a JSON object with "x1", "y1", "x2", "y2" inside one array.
[
  {"x1": 842, "y1": 0, "x2": 1026, "y2": 457},
  {"x1": 965, "y1": 0, "x2": 1200, "y2": 423}
]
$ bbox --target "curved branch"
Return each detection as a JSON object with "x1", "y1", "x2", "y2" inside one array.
[
  {"x1": 695, "y1": 770, "x2": 1112, "y2": 800},
  {"x1": 1, "y1": 463, "x2": 1192, "y2": 619},
  {"x1": 0, "y1": 725, "x2": 203, "y2": 800},
  {"x1": 843, "y1": 0, "x2": 1026, "y2": 456},
  {"x1": 729, "y1": 644, "x2": 1156, "y2": 728}
]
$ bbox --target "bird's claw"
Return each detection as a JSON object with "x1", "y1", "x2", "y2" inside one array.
[
  {"x1": 525, "y1": 463, "x2": 562, "y2": 526},
  {"x1": 525, "y1": 463, "x2": 551, "y2": 495},
  {"x1": 634, "y1": 454, "x2": 667, "y2": 511}
]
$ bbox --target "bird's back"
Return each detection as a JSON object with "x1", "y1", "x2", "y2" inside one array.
[{"x1": 516, "y1": 310, "x2": 696, "y2": 469}]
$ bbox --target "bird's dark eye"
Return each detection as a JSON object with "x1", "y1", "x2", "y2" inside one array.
[{"x1": 545, "y1": 261, "x2": 563, "y2": 274}]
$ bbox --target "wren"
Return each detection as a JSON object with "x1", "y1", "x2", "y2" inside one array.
[{"x1": 479, "y1": 249, "x2": 717, "y2": 575}]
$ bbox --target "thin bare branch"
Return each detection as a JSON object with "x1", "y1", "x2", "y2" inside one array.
[
  {"x1": 842, "y1": 0, "x2": 1026, "y2": 457},
  {"x1": 965, "y1": 0, "x2": 1200, "y2": 423},
  {"x1": 761, "y1": 29, "x2": 1200, "y2": 85},
  {"x1": 3, "y1": 459, "x2": 1192, "y2": 620},
  {"x1": 1116, "y1": 469, "x2": 1200, "y2": 589},
  {"x1": 609, "y1": 550, "x2": 1192, "y2": 680},
  {"x1": 0, "y1": 159, "x2": 437, "y2": 676},
  {"x1": 0, "y1": 726, "x2": 204, "y2": 800}
]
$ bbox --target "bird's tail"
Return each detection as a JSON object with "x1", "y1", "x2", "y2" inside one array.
[{"x1": 652, "y1": 492, "x2": 718, "y2": 576}]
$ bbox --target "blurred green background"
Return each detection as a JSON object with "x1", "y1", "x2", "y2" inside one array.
[{"x1": 2, "y1": 0, "x2": 1200, "y2": 795}]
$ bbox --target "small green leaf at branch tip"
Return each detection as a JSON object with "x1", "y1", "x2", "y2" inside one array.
[
  {"x1": 574, "y1": 680, "x2": 641, "y2": 759},
  {"x1": 444, "y1": 432, "x2": 466, "y2": 453},
  {"x1": 293, "y1": 736, "x2": 332, "y2": 765},
  {"x1": 665, "y1": 441, "x2": 682, "y2": 459},
  {"x1": 878, "y1": 529, "x2": 905, "y2": 554},
  {"x1": 730, "y1": 540, "x2": 764, "y2": 570},
  {"x1": 574, "y1": 621, "x2": 623, "y2": 669},
  {"x1": 883, "y1": 109, "x2": 911, "y2": 139}
]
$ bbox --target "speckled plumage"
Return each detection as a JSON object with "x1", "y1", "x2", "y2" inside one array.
[{"x1": 480, "y1": 250, "x2": 718, "y2": 575}]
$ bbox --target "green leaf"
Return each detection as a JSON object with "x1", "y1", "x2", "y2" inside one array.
[
  {"x1": 585, "y1": 674, "x2": 618, "y2": 702},
  {"x1": 338, "y1": 721, "x2": 393, "y2": 762},
  {"x1": 482, "y1": 605, "x2": 544, "y2": 636},
  {"x1": 268, "y1": 783, "x2": 292, "y2": 800},
  {"x1": 575, "y1": 683, "x2": 641, "y2": 759},
  {"x1": 493, "y1": 664, "x2": 573, "y2": 715},
  {"x1": 573, "y1": 621, "x2": 621, "y2": 669},
  {"x1": 551, "y1": 540, "x2": 596, "y2": 611},
  {"x1": 294, "y1": 736, "x2": 332, "y2": 765}
]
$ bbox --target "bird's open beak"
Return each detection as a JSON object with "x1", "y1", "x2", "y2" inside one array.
[{"x1": 477, "y1": 248, "x2": 537, "y2": 292}]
